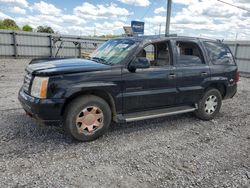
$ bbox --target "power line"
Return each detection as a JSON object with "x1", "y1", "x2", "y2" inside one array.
[
  {"x1": 217, "y1": 0, "x2": 250, "y2": 12},
  {"x1": 140, "y1": 0, "x2": 165, "y2": 35},
  {"x1": 140, "y1": 2, "x2": 155, "y2": 20}
]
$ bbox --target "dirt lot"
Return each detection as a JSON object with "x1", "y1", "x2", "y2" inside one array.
[{"x1": 0, "y1": 59, "x2": 249, "y2": 188}]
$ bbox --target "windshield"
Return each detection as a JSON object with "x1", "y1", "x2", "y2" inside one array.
[{"x1": 90, "y1": 39, "x2": 138, "y2": 65}]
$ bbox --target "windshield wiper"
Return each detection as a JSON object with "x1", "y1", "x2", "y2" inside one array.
[{"x1": 91, "y1": 57, "x2": 111, "y2": 65}]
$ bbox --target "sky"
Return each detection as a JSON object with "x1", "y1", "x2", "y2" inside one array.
[{"x1": 0, "y1": 0, "x2": 250, "y2": 40}]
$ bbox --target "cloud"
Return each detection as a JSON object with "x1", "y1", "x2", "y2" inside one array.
[
  {"x1": 1, "y1": 0, "x2": 250, "y2": 39},
  {"x1": 173, "y1": 0, "x2": 199, "y2": 5},
  {"x1": 67, "y1": 21, "x2": 125, "y2": 36},
  {"x1": 14, "y1": 2, "x2": 130, "y2": 36},
  {"x1": 0, "y1": 0, "x2": 28, "y2": 7},
  {"x1": 74, "y1": 2, "x2": 131, "y2": 20},
  {"x1": 62, "y1": 15, "x2": 86, "y2": 25},
  {"x1": 31, "y1": 1, "x2": 62, "y2": 16},
  {"x1": 10, "y1": 6, "x2": 26, "y2": 14},
  {"x1": 154, "y1": 7, "x2": 166, "y2": 14},
  {"x1": 118, "y1": 0, "x2": 150, "y2": 7},
  {"x1": 145, "y1": 16, "x2": 165, "y2": 25},
  {"x1": 144, "y1": 0, "x2": 250, "y2": 40},
  {"x1": 0, "y1": 11, "x2": 12, "y2": 19}
]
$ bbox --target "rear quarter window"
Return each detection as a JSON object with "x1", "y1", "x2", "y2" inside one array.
[{"x1": 204, "y1": 41, "x2": 235, "y2": 65}]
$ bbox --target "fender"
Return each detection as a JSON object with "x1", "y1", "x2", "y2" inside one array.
[
  {"x1": 61, "y1": 81, "x2": 122, "y2": 116},
  {"x1": 203, "y1": 76, "x2": 228, "y2": 88}
]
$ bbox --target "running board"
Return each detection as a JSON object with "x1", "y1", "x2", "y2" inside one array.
[{"x1": 118, "y1": 106, "x2": 197, "y2": 123}]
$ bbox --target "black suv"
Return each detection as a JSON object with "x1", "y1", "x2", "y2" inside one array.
[{"x1": 18, "y1": 36, "x2": 239, "y2": 141}]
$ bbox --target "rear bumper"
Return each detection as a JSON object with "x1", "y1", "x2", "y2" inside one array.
[
  {"x1": 224, "y1": 84, "x2": 237, "y2": 99},
  {"x1": 18, "y1": 88, "x2": 65, "y2": 123}
]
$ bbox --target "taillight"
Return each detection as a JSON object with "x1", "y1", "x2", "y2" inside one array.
[{"x1": 235, "y1": 71, "x2": 240, "y2": 82}]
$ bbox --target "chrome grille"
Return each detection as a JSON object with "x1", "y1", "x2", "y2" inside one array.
[{"x1": 23, "y1": 72, "x2": 32, "y2": 94}]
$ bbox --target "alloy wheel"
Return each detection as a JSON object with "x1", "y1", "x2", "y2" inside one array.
[{"x1": 204, "y1": 95, "x2": 218, "y2": 114}]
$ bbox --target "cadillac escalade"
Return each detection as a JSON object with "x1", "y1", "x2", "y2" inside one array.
[{"x1": 18, "y1": 36, "x2": 239, "y2": 141}]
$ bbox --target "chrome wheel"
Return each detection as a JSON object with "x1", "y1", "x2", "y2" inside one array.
[
  {"x1": 204, "y1": 95, "x2": 218, "y2": 114},
  {"x1": 76, "y1": 106, "x2": 104, "y2": 135}
]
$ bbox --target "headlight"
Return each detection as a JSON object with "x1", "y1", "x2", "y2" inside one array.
[{"x1": 31, "y1": 77, "x2": 49, "y2": 99}]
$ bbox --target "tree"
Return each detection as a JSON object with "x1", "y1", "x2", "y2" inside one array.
[
  {"x1": 22, "y1": 25, "x2": 33, "y2": 32},
  {"x1": 0, "y1": 20, "x2": 3, "y2": 29},
  {"x1": 0, "y1": 19, "x2": 20, "y2": 30},
  {"x1": 36, "y1": 26, "x2": 54, "y2": 33}
]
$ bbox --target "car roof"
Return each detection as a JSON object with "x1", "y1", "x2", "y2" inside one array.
[{"x1": 116, "y1": 35, "x2": 220, "y2": 44}]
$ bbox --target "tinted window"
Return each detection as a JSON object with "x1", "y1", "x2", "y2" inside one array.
[
  {"x1": 204, "y1": 42, "x2": 235, "y2": 65},
  {"x1": 137, "y1": 42, "x2": 171, "y2": 67},
  {"x1": 176, "y1": 41, "x2": 204, "y2": 65},
  {"x1": 144, "y1": 44, "x2": 155, "y2": 61},
  {"x1": 155, "y1": 42, "x2": 171, "y2": 66}
]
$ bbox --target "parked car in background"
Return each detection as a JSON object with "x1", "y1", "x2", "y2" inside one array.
[{"x1": 18, "y1": 36, "x2": 239, "y2": 141}]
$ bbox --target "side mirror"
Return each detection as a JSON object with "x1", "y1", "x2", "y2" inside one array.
[{"x1": 129, "y1": 57, "x2": 150, "y2": 72}]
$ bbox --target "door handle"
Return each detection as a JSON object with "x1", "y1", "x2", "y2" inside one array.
[
  {"x1": 201, "y1": 72, "x2": 208, "y2": 76},
  {"x1": 168, "y1": 73, "x2": 176, "y2": 79}
]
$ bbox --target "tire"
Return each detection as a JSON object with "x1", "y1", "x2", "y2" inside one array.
[
  {"x1": 63, "y1": 95, "x2": 111, "y2": 142},
  {"x1": 195, "y1": 88, "x2": 222, "y2": 120}
]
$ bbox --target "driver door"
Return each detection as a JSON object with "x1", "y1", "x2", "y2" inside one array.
[{"x1": 122, "y1": 41, "x2": 177, "y2": 114}]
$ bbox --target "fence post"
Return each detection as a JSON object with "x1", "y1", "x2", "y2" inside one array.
[
  {"x1": 13, "y1": 32, "x2": 18, "y2": 58},
  {"x1": 49, "y1": 35, "x2": 53, "y2": 57},
  {"x1": 234, "y1": 43, "x2": 238, "y2": 60},
  {"x1": 78, "y1": 43, "x2": 82, "y2": 58}
]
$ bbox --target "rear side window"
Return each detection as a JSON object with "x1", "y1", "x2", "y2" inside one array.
[
  {"x1": 204, "y1": 41, "x2": 235, "y2": 65},
  {"x1": 176, "y1": 41, "x2": 204, "y2": 66}
]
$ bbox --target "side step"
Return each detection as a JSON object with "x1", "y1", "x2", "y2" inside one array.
[{"x1": 119, "y1": 106, "x2": 197, "y2": 122}]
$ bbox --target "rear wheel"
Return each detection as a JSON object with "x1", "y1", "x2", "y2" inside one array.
[
  {"x1": 195, "y1": 88, "x2": 222, "y2": 120},
  {"x1": 63, "y1": 95, "x2": 111, "y2": 142}
]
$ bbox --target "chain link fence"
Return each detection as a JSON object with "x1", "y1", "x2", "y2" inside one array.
[{"x1": 0, "y1": 29, "x2": 107, "y2": 58}]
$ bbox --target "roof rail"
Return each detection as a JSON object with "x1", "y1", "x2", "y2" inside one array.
[
  {"x1": 198, "y1": 34, "x2": 223, "y2": 42},
  {"x1": 217, "y1": 39, "x2": 224, "y2": 43},
  {"x1": 165, "y1": 34, "x2": 178, "y2": 37},
  {"x1": 137, "y1": 34, "x2": 178, "y2": 38}
]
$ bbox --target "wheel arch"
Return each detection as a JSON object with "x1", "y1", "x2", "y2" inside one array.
[
  {"x1": 61, "y1": 89, "x2": 117, "y2": 122},
  {"x1": 206, "y1": 82, "x2": 227, "y2": 99}
]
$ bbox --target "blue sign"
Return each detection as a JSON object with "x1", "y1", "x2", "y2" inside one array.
[{"x1": 131, "y1": 21, "x2": 144, "y2": 34}]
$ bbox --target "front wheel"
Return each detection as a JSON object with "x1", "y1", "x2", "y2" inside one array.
[
  {"x1": 195, "y1": 88, "x2": 222, "y2": 120},
  {"x1": 63, "y1": 95, "x2": 111, "y2": 142}
]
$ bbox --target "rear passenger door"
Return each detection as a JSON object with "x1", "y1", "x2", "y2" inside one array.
[
  {"x1": 203, "y1": 41, "x2": 237, "y2": 81},
  {"x1": 174, "y1": 40, "x2": 210, "y2": 105}
]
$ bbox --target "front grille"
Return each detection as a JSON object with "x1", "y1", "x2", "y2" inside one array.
[{"x1": 23, "y1": 72, "x2": 32, "y2": 94}]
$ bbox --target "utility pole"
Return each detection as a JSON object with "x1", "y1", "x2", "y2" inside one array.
[
  {"x1": 159, "y1": 24, "x2": 161, "y2": 36},
  {"x1": 165, "y1": 0, "x2": 172, "y2": 36}
]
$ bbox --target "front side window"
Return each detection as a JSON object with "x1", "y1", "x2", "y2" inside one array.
[
  {"x1": 91, "y1": 39, "x2": 138, "y2": 65},
  {"x1": 176, "y1": 41, "x2": 204, "y2": 65},
  {"x1": 204, "y1": 41, "x2": 235, "y2": 65},
  {"x1": 136, "y1": 41, "x2": 171, "y2": 67}
]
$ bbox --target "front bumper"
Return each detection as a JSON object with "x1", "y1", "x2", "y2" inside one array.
[{"x1": 18, "y1": 88, "x2": 65, "y2": 123}]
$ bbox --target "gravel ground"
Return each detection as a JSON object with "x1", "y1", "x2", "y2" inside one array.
[{"x1": 0, "y1": 59, "x2": 249, "y2": 188}]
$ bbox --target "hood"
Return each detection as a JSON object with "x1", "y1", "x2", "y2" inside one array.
[{"x1": 26, "y1": 58, "x2": 110, "y2": 76}]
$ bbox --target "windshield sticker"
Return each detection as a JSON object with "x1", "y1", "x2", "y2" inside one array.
[
  {"x1": 116, "y1": 44, "x2": 130, "y2": 49},
  {"x1": 227, "y1": 53, "x2": 233, "y2": 58}
]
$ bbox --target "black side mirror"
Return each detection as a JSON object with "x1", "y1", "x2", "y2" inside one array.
[{"x1": 129, "y1": 57, "x2": 150, "y2": 72}]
